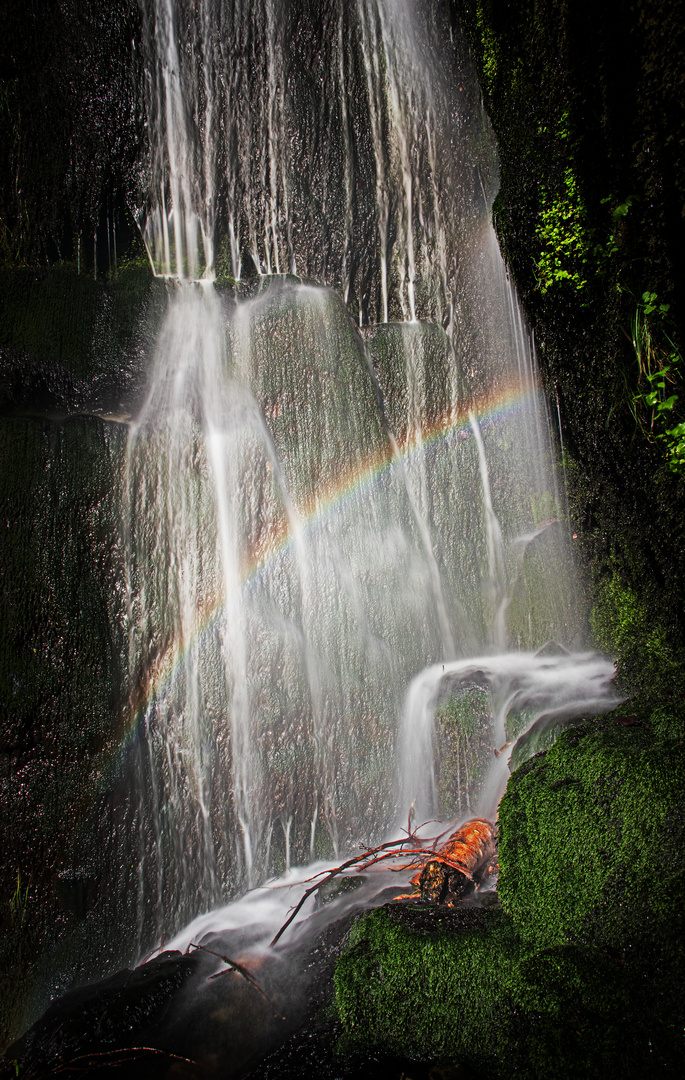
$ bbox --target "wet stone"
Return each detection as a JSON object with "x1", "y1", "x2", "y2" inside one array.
[
  {"x1": 7, "y1": 950, "x2": 202, "y2": 1076},
  {"x1": 382, "y1": 899, "x2": 494, "y2": 936}
]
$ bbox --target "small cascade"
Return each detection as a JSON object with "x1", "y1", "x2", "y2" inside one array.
[
  {"x1": 140, "y1": 0, "x2": 218, "y2": 277},
  {"x1": 399, "y1": 651, "x2": 619, "y2": 825},
  {"x1": 469, "y1": 411, "x2": 508, "y2": 650},
  {"x1": 123, "y1": 0, "x2": 615, "y2": 949}
]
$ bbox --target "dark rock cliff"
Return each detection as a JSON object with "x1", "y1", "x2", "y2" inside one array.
[{"x1": 451, "y1": 0, "x2": 685, "y2": 702}]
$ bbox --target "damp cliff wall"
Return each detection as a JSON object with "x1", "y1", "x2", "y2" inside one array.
[
  {"x1": 0, "y1": 4, "x2": 157, "y2": 1044},
  {"x1": 450, "y1": 0, "x2": 685, "y2": 703},
  {"x1": 2, "y1": 0, "x2": 684, "y2": 1058},
  {"x1": 0, "y1": 0, "x2": 144, "y2": 272}
]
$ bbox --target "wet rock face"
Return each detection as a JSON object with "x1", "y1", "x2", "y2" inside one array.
[
  {"x1": 4, "y1": 891, "x2": 386, "y2": 1080},
  {"x1": 450, "y1": 0, "x2": 685, "y2": 700},
  {"x1": 0, "y1": 261, "x2": 171, "y2": 1050},
  {"x1": 137, "y1": 0, "x2": 497, "y2": 326},
  {"x1": 6, "y1": 951, "x2": 201, "y2": 1079},
  {"x1": 0, "y1": 0, "x2": 601, "y2": 1057},
  {"x1": 432, "y1": 686, "x2": 493, "y2": 819},
  {"x1": 0, "y1": 414, "x2": 139, "y2": 1050},
  {"x1": 0, "y1": 1, "x2": 144, "y2": 271}
]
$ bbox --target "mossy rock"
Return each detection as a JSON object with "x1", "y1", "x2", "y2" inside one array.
[
  {"x1": 0, "y1": 264, "x2": 154, "y2": 374},
  {"x1": 335, "y1": 714, "x2": 685, "y2": 1077},
  {"x1": 0, "y1": 263, "x2": 163, "y2": 418},
  {"x1": 498, "y1": 716, "x2": 685, "y2": 951},
  {"x1": 334, "y1": 900, "x2": 672, "y2": 1078},
  {"x1": 335, "y1": 903, "x2": 519, "y2": 1071},
  {"x1": 590, "y1": 568, "x2": 685, "y2": 705},
  {"x1": 433, "y1": 686, "x2": 492, "y2": 819}
]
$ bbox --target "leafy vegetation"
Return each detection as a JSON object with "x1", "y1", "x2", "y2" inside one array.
[
  {"x1": 9, "y1": 872, "x2": 28, "y2": 929},
  {"x1": 535, "y1": 165, "x2": 591, "y2": 295},
  {"x1": 452, "y1": 0, "x2": 685, "y2": 712},
  {"x1": 473, "y1": 1, "x2": 499, "y2": 97},
  {"x1": 628, "y1": 290, "x2": 685, "y2": 475}
]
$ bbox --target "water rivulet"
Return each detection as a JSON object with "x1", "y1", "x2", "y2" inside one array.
[{"x1": 117, "y1": 0, "x2": 620, "y2": 957}]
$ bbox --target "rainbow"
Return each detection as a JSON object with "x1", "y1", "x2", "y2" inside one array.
[
  {"x1": 89, "y1": 378, "x2": 539, "y2": 802},
  {"x1": 121, "y1": 378, "x2": 536, "y2": 733},
  {"x1": 25, "y1": 376, "x2": 544, "y2": 1037}
]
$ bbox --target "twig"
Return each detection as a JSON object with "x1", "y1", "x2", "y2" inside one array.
[
  {"x1": 189, "y1": 942, "x2": 285, "y2": 1021},
  {"x1": 139, "y1": 932, "x2": 166, "y2": 966},
  {"x1": 269, "y1": 837, "x2": 474, "y2": 947},
  {"x1": 36, "y1": 1046, "x2": 199, "y2": 1076}
]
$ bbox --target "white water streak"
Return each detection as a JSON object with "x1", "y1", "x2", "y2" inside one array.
[{"x1": 399, "y1": 651, "x2": 619, "y2": 824}]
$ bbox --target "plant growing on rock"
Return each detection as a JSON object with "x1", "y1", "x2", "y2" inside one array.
[{"x1": 628, "y1": 290, "x2": 685, "y2": 475}]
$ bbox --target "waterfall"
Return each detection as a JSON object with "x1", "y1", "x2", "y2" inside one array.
[{"x1": 125, "y1": 0, "x2": 614, "y2": 946}]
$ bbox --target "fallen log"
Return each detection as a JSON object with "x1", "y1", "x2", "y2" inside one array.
[{"x1": 411, "y1": 817, "x2": 496, "y2": 904}]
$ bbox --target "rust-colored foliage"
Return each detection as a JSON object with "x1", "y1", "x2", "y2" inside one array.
[{"x1": 411, "y1": 817, "x2": 497, "y2": 903}]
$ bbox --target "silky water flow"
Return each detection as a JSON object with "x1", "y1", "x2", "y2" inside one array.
[{"x1": 124, "y1": 0, "x2": 619, "y2": 961}]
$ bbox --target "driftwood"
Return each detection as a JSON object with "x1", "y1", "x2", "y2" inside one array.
[
  {"x1": 270, "y1": 816, "x2": 497, "y2": 945},
  {"x1": 410, "y1": 818, "x2": 497, "y2": 904}
]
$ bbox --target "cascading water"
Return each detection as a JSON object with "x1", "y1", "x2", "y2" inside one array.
[{"x1": 126, "y1": 0, "x2": 616, "y2": 950}]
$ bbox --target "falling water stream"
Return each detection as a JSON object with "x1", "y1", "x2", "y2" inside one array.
[{"x1": 124, "y1": 0, "x2": 619, "y2": 965}]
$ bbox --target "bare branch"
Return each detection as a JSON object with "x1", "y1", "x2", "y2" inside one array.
[
  {"x1": 269, "y1": 817, "x2": 495, "y2": 946},
  {"x1": 188, "y1": 943, "x2": 285, "y2": 1019}
]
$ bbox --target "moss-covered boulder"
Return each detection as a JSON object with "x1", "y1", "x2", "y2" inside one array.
[
  {"x1": 334, "y1": 716, "x2": 685, "y2": 1077},
  {"x1": 499, "y1": 715, "x2": 685, "y2": 949},
  {"x1": 334, "y1": 901, "x2": 662, "y2": 1078}
]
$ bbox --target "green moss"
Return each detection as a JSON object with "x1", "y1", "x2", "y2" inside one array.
[
  {"x1": 433, "y1": 689, "x2": 492, "y2": 818},
  {"x1": 499, "y1": 718, "x2": 685, "y2": 949},
  {"x1": 590, "y1": 569, "x2": 681, "y2": 700},
  {"x1": 334, "y1": 902, "x2": 665, "y2": 1078},
  {"x1": 335, "y1": 905, "x2": 521, "y2": 1068},
  {"x1": 335, "y1": 717, "x2": 685, "y2": 1076}
]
